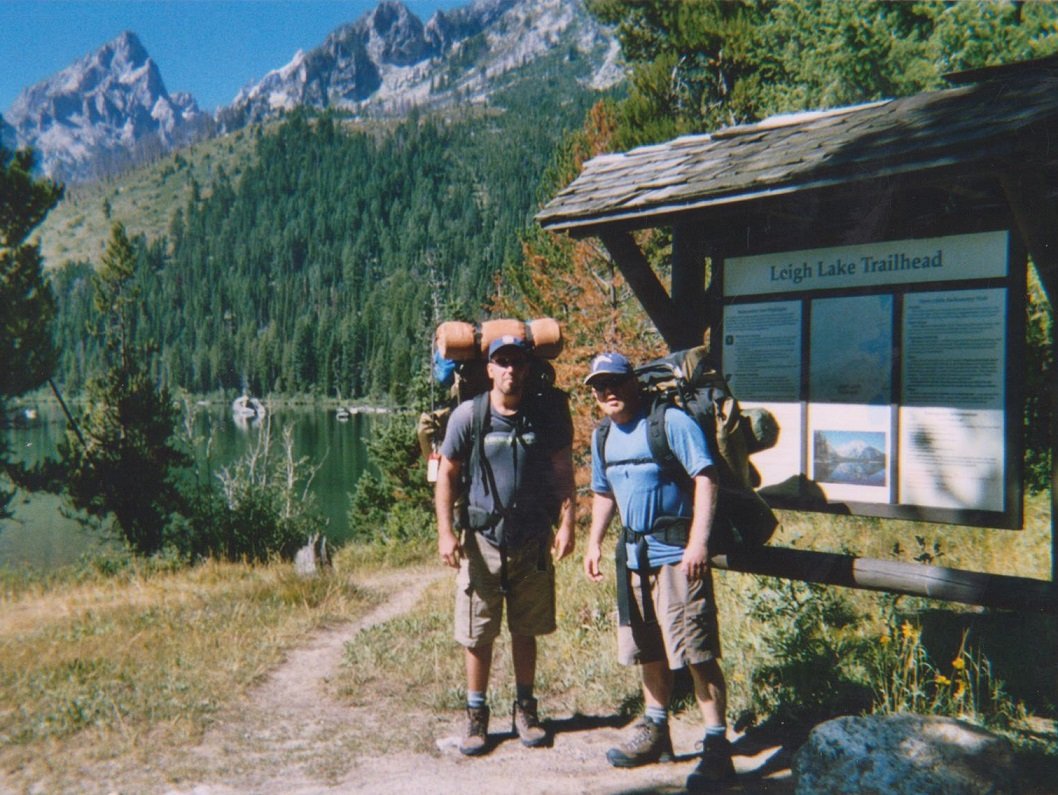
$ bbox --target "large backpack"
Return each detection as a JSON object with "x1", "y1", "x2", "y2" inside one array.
[
  {"x1": 435, "y1": 354, "x2": 568, "y2": 594},
  {"x1": 596, "y1": 345, "x2": 779, "y2": 555},
  {"x1": 460, "y1": 367, "x2": 569, "y2": 546},
  {"x1": 417, "y1": 318, "x2": 563, "y2": 482}
]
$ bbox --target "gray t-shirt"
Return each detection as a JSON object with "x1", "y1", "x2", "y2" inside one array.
[{"x1": 441, "y1": 390, "x2": 572, "y2": 548}]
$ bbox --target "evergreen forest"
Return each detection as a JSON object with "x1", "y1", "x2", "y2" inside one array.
[
  {"x1": 48, "y1": 69, "x2": 602, "y2": 403},
  {"x1": 8, "y1": 0, "x2": 1058, "y2": 557}
]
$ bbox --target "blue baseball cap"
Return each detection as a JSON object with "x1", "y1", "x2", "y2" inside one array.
[
  {"x1": 585, "y1": 352, "x2": 634, "y2": 385},
  {"x1": 487, "y1": 335, "x2": 530, "y2": 359}
]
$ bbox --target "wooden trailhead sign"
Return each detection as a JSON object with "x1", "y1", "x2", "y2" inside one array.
[{"x1": 537, "y1": 56, "x2": 1058, "y2": 613}]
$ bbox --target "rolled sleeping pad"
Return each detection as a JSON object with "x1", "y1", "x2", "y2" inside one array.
[{"x1": 435, "y1": 318, "x2": 562, "y2": 360}]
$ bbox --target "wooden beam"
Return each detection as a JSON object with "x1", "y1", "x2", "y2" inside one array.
[
  {"x1": 999, "y1": 168, "x2": 1058, "y2": 307},
  {"x1": 711, "y1": 546, "x2": 1058, "y2": 613},
  {"x1": 671, "y1": 221, "x2": 710, "y2": 345},
  {"x1": 598, "y1": 230, "x2": 684, "y2": 348}
]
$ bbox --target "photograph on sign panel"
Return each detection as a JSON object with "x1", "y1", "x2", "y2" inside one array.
[{"x1": 812, "y1": 429, "x2": 887, "y2": 486}]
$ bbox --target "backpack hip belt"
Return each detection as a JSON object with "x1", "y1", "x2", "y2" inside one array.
[{"x1": 614, "y1": 516, "x2": 690, "y2": 627}]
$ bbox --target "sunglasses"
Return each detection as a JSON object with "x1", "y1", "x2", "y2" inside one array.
[
  {"x1": 591, "y1": 376, "x2": 630, "y2": 392},
  {"x1": 490, "y1": 356, "x2": 528, "y2": 369}
]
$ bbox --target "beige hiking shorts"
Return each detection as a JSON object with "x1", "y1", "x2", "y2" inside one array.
[
  {"x1": 617, "y1": 563, "x2": 721, "y2": 669},
  {"x1": 455, "y1": 530, "x2": 556, "y2": 648}
]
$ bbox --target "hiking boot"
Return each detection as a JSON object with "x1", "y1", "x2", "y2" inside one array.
[
  {"x1": 686, "y1": 734, "x2": 736, "y2": 791},
  {"x1": 605, "y1": 715, "x2": 674, "y2": 768},
  {"x1": 459, "y1": 705, "x2": 490, "y2": 756},
  {"x1": 512, "y1": 697, "x2": 549, "y2": 747}
]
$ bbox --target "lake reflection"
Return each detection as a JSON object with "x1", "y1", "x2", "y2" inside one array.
[{"x1": 1, "y1": 403, "x2": 380, "y2": 570}]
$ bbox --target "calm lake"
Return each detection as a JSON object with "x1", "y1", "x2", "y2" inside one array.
[{"x1": 0, "y1": 402, "x2": 382, "y2": 570}]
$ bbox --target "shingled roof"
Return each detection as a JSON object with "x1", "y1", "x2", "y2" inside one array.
[{"x1": 536, "y1": 60, "x2": 1058, "y2": 235}]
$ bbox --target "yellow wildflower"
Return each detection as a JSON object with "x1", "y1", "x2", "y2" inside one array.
[
  {"x1": 901, "y1": 621, "x2": 918, "y2": 640},
  {"x1": 951, "y1": 657, "x2": 966, "y2": 671},
  {"x1": 879, "y1": 633, "x2": 891, "y2": 646},
  {"x1": 935, "y1": 674, "x2": 952, "y2": 686},
  {"x1": 954, "y1": 681, "x2": 966, "y2": 699}
]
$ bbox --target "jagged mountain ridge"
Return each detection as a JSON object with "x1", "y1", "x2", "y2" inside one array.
[
  {"x1": 4, "y1": 31, "x2": 208, "y2": 183},
  {"x1": 5, "y1": 0, "x2": 622, "y2": 182},
  {"x1": 221, "y1": 0, "x2": 621, "y2": 126}
]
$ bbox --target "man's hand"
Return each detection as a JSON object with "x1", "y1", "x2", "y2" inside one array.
[
  {"x1": 435, "y1": 455, "x2": 463, "y2": 569},
  {"x1": 585, "y1": 492, "x2": 616, "y2": 582},
  {"x1": 682, "y1": 470, "x2": 718, "y2": 581},
  {"x1": 438, "y1": 528, "x2": 462, "y2": 569},
  {"x1": 552, "y1": 525, "x2": 575, "y2": 562},
  {"x1": 680, "y1": 543, "x2": 709, "y2": 581},
  {"x1": 583, "y1": 540, "x2": 605, "y2": 582}
]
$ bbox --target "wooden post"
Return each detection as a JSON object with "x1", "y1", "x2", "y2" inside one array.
[
  {"x1": 999, "y1": 169, "x2": 1058, "y2": 305},
  {"x1": 998, "y1": 169, "x2": 1058, "y2": 590},
  {"x1": 671, "y1": 221, "x2": 710, "y2": 346},
  {"x1": 1052, "y1": 349, "x2": 1058, "y2": 590},
  {"x1": 598, "y1": 229, "x2": 684, "y2": 348}
]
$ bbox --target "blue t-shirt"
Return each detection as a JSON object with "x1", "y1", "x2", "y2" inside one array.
[{"x1": 591, "y1": 407, "x2": 713, "y2": 568}]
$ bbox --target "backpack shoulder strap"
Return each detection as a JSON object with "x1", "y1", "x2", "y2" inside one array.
[
  {"x1": 645, "y1": 397, "x2": 681, "y2": 478},
  {"x1": 467, "y1": 392, "x2": 492, "y2": 494},
  {"x1": 595, "y1": 418, "x2": 612, "y2": 470}
]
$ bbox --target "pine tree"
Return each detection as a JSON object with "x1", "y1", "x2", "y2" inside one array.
[
  {"x1": 61, "y1": 223, "x2": 189, "y2": 555},
  {"x1": 0, "y1": 144, "x2": 62, "y2": 516}
]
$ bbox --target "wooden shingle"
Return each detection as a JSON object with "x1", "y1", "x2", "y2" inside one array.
[{"x1": 537, "y1": 63, "x2": 1058, "y2": 234}]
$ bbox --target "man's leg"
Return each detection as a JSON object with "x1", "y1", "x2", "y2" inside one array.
[
  {"x1": 641, "y1": 658, "x2": 673, "y2": 710},
  {"x1": 460, "y1": 643, "x2": 493, "y2": 756},
  {"x1": 511, "y1": 633, "x2": 536, "y2": 688},
  {"x1": 687, "y1": 658, "x2": 726, "y2": 726},
  {"x1": 609, "y1": 570, "x2": 675, "y2": 768},
  {"x1": 511, "y1": 633, "x2": 548, "y2": 747},
  {"x1": 466, "y1": 642, "x2": 493, "y2": 693},
  {"x1": 686, "y1": 659, "x2": 736, "y2": 789},
  {"x1": 607, "y1": 659, "x2": 675, "y2": 767}
]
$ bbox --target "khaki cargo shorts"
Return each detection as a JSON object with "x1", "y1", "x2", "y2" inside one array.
[
  {"x1": 617, "y1": 563, "x2": 721, "y2": 669},
  {"x1": 455, "y1": 530, "x2": 556, "y2": 648}
]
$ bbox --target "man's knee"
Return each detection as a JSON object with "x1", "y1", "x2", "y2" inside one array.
[{"x1": 689, "y1": 657, "x2": 725, "y2": 686}]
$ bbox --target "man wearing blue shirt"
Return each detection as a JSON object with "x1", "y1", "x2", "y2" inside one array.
[{"x1": 583, "y1": 352, "x2": 735, "y2": 791}]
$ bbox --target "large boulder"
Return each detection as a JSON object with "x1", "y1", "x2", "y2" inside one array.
[{"x1": 792, "y1": 714, "x2": 1017, "y2": 795}]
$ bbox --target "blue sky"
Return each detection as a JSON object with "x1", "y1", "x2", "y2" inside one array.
[{"x1": 0, "y1": 0, "x2": 465, "y2": 114}]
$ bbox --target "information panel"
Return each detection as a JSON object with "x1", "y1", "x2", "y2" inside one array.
[
  {"x1": 899, "y1": 289, "x2": 1006, "y2": 513},
  {"x1": 722, "y1": 230, "x2": 1021, "y2": 528}
]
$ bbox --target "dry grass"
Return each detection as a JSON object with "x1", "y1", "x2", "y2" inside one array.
[
  {"x1": 1, "y1": 494, "x2": 1052, "y2": 786},
  {"x1": 35, "y1": 127, "x2": 263, "y2": 269},
  {"x1": 0, "y1": 558, "x2": 375, "y2": 781},
  {"x1": 339, "y1": 491, "x2": 1055, "y2": 729}
]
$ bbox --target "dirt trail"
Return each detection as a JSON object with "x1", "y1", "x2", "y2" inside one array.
[{"x1": 157, "y1": 568, "x2": 797, "y2": 795}]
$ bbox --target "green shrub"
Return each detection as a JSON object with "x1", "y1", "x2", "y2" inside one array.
[
  {"x1": 747, "y1": 577, "x2": 872, "y2": 727},
  {"x1": 348, "y1": 412, "x2": 435, "y2": 545}
]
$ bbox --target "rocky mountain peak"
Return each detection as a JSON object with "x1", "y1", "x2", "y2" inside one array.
[
  {"x1": 6, "y1": 30, "x2": 206, "y2": 182},
  {"x1": 225, "y1": 0, "x2": 620, "y2": 127},
  {"x1": 8, "y1": 0, "x2": 622, "y2": 181},
  {"x1": 357, "y1": 1, "x2": 433, "y2": 66}
]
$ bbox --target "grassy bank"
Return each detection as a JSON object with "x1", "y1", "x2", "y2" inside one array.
[
  {"x1": 1, "y1": 499, "x2": 1054, "y2": 789},
  {"x1": 0, "y1": 555, "x2": 377, "y2": 786}
]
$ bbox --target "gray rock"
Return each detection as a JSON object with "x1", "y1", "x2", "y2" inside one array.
[
  {"x1": 793, "y1": 714, "x2": 1017, "y2": 795},
  {"x1": 294, "y1": 532, "x2": 331, "y2": 577}
]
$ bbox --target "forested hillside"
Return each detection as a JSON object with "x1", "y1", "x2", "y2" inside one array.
[{"x1": 49, "y1": 67, "x2": 602, "y2": 401}]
